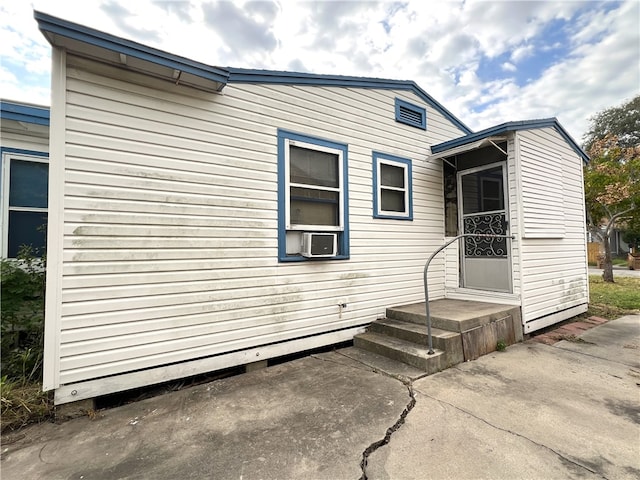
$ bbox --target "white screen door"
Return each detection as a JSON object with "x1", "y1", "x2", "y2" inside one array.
[{"x1": 458, "y1": 162, "x2": 511, "y2": 292}]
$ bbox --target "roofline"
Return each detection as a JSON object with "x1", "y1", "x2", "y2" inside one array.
[
  {"x1": 0, "y1": 100, "x2": 50, "y2": 126},
  {"x1": 34, "y1": 10, "x2": 230, "y2": 89},
  {"x1": 227, "y1": 67, "x2": 472, "y2": 134},
  {"x1": 431, "y1": 118, "x2": 589, "y2": 163},
  {"x1": 32, "y1": 11, "x2": 472, "y2": 134}
]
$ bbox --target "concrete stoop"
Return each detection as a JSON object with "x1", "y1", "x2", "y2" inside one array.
[{"x1": 354, "y1": 299, "x2": 523, "y2": 375}]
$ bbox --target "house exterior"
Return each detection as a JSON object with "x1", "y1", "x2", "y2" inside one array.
[
  {"x1": 35, "y1": 11, "x2": 589, "y2": 405},
  {"x1": 0, "y1": 100, "x2": 50, "y2": 258}
]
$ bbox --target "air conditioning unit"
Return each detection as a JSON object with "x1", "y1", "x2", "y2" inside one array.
[{"x1": 301, "y1": 233, "x2": 338, "y2": 258}]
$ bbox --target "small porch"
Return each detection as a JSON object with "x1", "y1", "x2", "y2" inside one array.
[{"x1": 352, "y1": 299, "x2": 523, "y2": 378}]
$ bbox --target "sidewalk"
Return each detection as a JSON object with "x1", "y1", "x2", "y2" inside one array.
[{"x1": 2, "y1": 315, "x2": 639, "y2": 480}]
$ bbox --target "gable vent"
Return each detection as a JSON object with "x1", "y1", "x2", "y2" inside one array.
[{"x1": 395, "y1": 98, "x2": 426, "y2": 130}]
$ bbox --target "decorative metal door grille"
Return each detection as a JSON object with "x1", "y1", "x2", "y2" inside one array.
[{"x1": 462, "y1": 212, "x2": 508, "y2": 257}]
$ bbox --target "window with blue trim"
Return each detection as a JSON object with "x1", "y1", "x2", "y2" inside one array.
[
  {"x1": 373, "y1": 152, "x2": 413, "y2": 220},
  {"x1": 1, "y1": 152, "x2": 49, "y2": 258},
  {"x1": 277, "y1": 130, "x2": 349, "y2": 261},
  {"x1": 395, "y1": 98, "x2": 426, "y2": 130}
]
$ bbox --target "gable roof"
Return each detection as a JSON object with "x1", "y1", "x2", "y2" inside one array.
[
  {"x1": 1, "y1": 99, "x2": 50, "y2": 126},
  {"x1": 431, "y1": 118, "x2": 589, "y2": 163},
  {"x1": 34, "y1": 10, "x2": 472, "y2": 135}
]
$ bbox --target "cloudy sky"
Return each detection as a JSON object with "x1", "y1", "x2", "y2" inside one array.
[{"x1": 2, "y1": 0, "x2": 638, "y2": 143}]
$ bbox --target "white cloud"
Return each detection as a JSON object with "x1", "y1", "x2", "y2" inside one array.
[
  {"x1": 510, "y1": 44, "x2": 534, "y2": 63},
  {"x1": 1, "y1": 0, "x2": 637, "y2": 143}
]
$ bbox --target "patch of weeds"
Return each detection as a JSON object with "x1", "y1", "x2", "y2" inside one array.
[
  {"x1": 496, "y1": 339, "x2": 507, "y2": 352},
  {"x1": 557, "y1": 334, "x2": 596, "y2": 345},
  {"x1": 1, "y1": 245, "x2": 54, "y2": 432},
  {"x1": 1, "y1": 376, "x2": 53, "y2": 432}
]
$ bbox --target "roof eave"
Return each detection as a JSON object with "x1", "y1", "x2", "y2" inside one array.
[
  {"x1": 227, "y1": 68, "x2": 472, "y2": 135},
  {"x1": 432, "y1": 118, "x2": 589, "y2": 163},
  {"x1": 0, "y1": 100, "x2": 50, "y2": 126},
  {"x1": 34, "y1": 10, "x2": 229, "y2": 93}
]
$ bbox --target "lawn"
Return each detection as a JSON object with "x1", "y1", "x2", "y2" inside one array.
[{"x1": 586, "y1": 275, "x2": 640, "y2": 317}]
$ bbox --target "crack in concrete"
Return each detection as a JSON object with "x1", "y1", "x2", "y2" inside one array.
[
  {"x1": 358, "y1": 383, "x2": 416, "y2": 480},
  {"x1": 418, "y1": 390, "x2": 609, "y2": 480},
  {"x1": 310, "y1": 352, "x2": 420, "y2": 480}
]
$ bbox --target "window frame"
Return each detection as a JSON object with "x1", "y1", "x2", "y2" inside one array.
[
  {"x1": 372, "y1": 152, "x2": 413, "y2": 220},
  {"x1": 277, "y1": 130, "x2": 349, "y2": 262},
  {"x1": 0, "y1": 149, "x2": 49, "y2": 258}
]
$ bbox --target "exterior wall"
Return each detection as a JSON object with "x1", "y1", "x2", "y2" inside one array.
[
  {"x1": 1, "y1": 125, "x2": 49, "y2": 153},
  {"x1": 44, "y1": 53, "x2": 466, "y2": 401},
  {"x1": 515, "y1": 128, "x2": 589, "y2": 332}
]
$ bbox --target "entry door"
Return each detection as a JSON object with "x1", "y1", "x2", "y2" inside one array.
[{"x1": 458, "y1": 163, "x2": 511, "y2": 292}]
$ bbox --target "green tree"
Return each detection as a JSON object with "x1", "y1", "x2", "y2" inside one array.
[
  {"x1": 583, "y1": 95, "x2": 640, "y2": 282},
  {"x1": 583, "y1": 95, "x2": 640, "y2": 151}
]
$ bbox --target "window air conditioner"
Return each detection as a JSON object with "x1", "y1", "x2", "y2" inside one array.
[{"x1": 301, "y1": 233, "x2": 338, "y2": 258}]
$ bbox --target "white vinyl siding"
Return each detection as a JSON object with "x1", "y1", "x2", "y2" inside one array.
[
  {"x1": 516, "y1": 128, "x2": 588, "y2": 329},
  {"x1": 519, "y1": 134, "x2": 565, "y2": 238},
  {"x1": 46, "y1": 54, "x2": 467, "y2": 393}
]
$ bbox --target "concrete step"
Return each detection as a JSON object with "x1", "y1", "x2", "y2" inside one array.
[
  {"x1": 386, "y1": 299, "x2": 521, "y2": 336},
  {"x1": 369, "y1": 318, "x2": 463, "y2": 368},
  {"x1": 353, "y1": 332, "x2": 446, "y2": 374}
]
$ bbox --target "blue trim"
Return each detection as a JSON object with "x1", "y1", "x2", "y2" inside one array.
[
  {"x1": 431, "y1": 118, "x2": 589, "y2": 163},
  {"x1": 1, "y1": 101, "x2": 50, "y2": 126},
  {"x1": 229, "y1": 68, "x2": 471, "y2": 135},
  {"x1": 394, "y1": 98, "x2": 426, "y2": 130},
  {"x1": 0, "y1": 147, "x2": 49, "y2": 158},
  {"x1": 34, "y1": 11, "x2": 229, "y2": 90},
  {"x1": 372, "y1": 152, "x2": 413, "y2": 221},
  {"x1": 277, "y1": 129, "x2": 350, "y2": 262}
]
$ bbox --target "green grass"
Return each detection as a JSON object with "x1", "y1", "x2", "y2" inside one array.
[
  {"x1": 612, "y1": 257, "x2": 629, "y2": 267},
  {"x1": 588, "y1": 275, "x2": 640, "y2": 311}
]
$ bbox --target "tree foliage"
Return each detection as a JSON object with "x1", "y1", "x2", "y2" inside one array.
[
  {"x1": 583, "y1": 95, "x2": 640, "y2": 282},
  {"x1": 583, "y1": 95, "x2": 640, "y2": 151}
]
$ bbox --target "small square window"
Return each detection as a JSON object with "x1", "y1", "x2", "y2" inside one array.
[
  {"x1": 395, "y1": 98, "x2": 426, "y2": 130},
  {"x1": 373, "y1": 152, "x2": 413, "y2": 220}
]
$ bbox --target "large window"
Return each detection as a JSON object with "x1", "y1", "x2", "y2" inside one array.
[
  {"x1": 373, "y1": 152, "x2": 413, "y2": 220},
  {"x1": 1, "y1": 152, "x2": 49, "y2": 258},
  {"x1": 278, "y1": 130, "x2": 349, "y2": 261}
]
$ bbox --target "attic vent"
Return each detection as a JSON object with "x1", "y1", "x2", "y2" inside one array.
[{"x1": 395, "y1": 98, "x2": 426, "y2": 130}]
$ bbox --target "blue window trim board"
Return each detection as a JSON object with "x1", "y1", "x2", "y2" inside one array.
[
  {"x1": 395, "y1": 98, "x2": 426, "y2": 130},
  {"x1": 372, "y1": 152, "x2": 413, "y2": 220},
  {"x1": 277, "y1": 129, "x2": 350, "y2": 262}
]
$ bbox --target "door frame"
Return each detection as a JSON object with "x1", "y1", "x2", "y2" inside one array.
[{"x1": 457, "y1": 161, "x2": 512, "y2": 292}]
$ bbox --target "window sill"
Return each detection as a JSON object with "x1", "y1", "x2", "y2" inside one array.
[{"x1": 279, "y1": 254, "x2": 350, "y2": 263}]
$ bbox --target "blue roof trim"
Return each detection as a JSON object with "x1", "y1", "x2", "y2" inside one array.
[
  {"x1": 431, "y1": 118, "x2": 589, "y2": 163},
  {"x1": 34, "y1": 11, "x2": 229, "y2": 89},
  {"x1": 228, "y1": 67, "x2": 472, "y2": 135},
  {"x1": 1, "y1": 101, "x2": 50, "y2": 126}
]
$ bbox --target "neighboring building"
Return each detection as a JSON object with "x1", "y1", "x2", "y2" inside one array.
[
  {"x1": 0, "y1": 100, "x2": 50, "y2": 258},
  {"x1": 35, "y1": 11, "x2": 590, "y2": 405}
]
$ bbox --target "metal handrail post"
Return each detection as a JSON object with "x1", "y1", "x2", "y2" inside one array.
[{"x1": 423, "y1": 233, "x2": 514, "y2": 355}]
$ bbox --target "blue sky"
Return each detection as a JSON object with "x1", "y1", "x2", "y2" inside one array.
[{"x1": 1, "y1": 0, "x2": 638, "y2": 143}]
